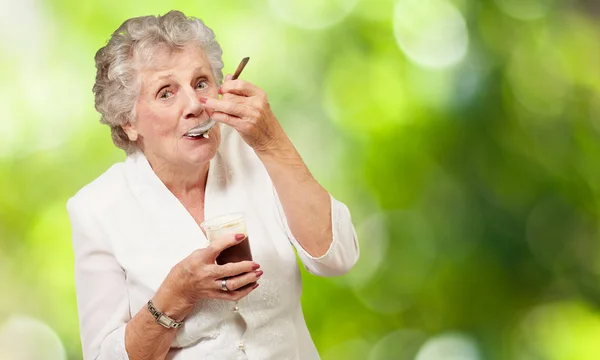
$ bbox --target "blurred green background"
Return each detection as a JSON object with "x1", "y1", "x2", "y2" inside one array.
[{"x1": 2, "y1": 0, "x2": 600, "y2": 359}]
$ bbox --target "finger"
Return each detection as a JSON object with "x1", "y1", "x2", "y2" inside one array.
[
  {"x1": 212, "y1": 112, "x2": 256, "y2": 137},
  {"x1": 207, "y1": 233, "x2": 248, "y2": 261},
  {"x1": 211, "y1": 111, "x2": 248, "y2": 130},
  {"x1": 219, "y1": 79, "x2": 263, "y2": 97},
  {"x1": 217, "y1": 260, "x2": 260, "y2": 278},
  {"x1": 217, "y1": 76, "x2": 232, "y2": 94},
  {"x1": 220, "y1": 93, "x2": 264, "y2": 111},
  {"x1": 220, "y1": 92, "x2": 248, "y2": 104},
  {"x1": 227, "y1": 282, "x2": 259, "y2": 301},
  {"x1": 220, "y1": 270, "x2": 263, "y2": 291},
  {"x1": 201, "y1": 98, "x2": 250, "y2": 119},
  {"x1": 211, "y1": 283, "x2": 259, "y2": 301}
]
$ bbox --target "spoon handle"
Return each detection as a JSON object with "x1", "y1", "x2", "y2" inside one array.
[{"x1": 231, "y1": 57, "x2": 249, "y2": 80}]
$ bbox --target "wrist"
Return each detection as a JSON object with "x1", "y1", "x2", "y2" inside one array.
[
  {"x1": 146, "y1": 299, "x2": 185, "y2": 329},
  {"x1": 151, "y1": 292, "x2": 193, "y2": 323},
  {"x1": 253, "y1": 125, "x2": 293, "y2": 156},
  {"x1": 153, "y1": 268, "x2": 194, "y2": 322},
  {"x1": 255, "y1": 137, "x2": 299, "y2": 163}
]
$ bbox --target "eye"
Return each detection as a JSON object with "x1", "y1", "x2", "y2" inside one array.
[
  {"x1": 195, "y1": 79, "x2": 209, "y2": 90},
  {"x1": 158, "y1": 88, "x2": 174, "y2": 100}
]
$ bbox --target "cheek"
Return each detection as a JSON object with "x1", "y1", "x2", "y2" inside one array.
[{"x1": 138, "y1": 110, "x2": 180, "y2": 138}]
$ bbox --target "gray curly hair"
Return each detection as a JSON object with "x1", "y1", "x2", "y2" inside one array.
[{"x1": 92, "y1": 10, "x2": 224, "y2": 153}]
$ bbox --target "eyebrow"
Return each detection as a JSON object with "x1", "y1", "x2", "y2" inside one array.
[
  {"x1": 153, "y1": 66, "x2": 210, "y2": 82},
  {"x1": 154, "y1": 74, "x2": 174, "y2": 83}
]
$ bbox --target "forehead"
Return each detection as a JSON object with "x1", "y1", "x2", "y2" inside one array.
[{"x1": 137, "y1": 43, "x2": 212, "y2": 82}]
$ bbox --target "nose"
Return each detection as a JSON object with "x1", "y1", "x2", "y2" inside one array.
[{"x1": 183, "y1": 88, "x2": 205, "y2": 120}]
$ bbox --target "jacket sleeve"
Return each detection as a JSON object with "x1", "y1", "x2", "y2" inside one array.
[
  {"x1": 67, "y1": 197, "x2": 130, "y2": 360},
  {"x1": 273, "y1": 188, "x2": 360, "y2": 277}
]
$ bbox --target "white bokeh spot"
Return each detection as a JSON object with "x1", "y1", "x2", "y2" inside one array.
[
  {"x1": 268, "y1": 0, "x2": 359, "y2": 30},
  {"x1": 415, "y1": 332, "x2": 481, "y2": 360},
  {"x1": 0, "y1": 315, "x2": 66, "y2": 360},
  {"x1": 394, "y1": 0, "x2": 469, "y2": 69}
]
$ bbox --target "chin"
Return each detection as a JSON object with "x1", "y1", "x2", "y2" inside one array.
[{"x1": 183, "y1": 136, "x2": 219, "y2": 164}]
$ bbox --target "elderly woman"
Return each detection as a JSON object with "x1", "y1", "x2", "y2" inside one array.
[{"x1": 67, "y1": 10, "x2": 359, "y2": 360}]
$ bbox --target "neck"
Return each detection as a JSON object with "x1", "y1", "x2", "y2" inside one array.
[{"x1": 144, "y1": 153, "x2": 210, "y2": 200}]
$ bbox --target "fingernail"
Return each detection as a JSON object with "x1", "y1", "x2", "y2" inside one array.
[
  {"x1": 199, "y1": 97, "x2": 207, "y2": 104},
  {"x1": 252, "y1": 283, "x2": 259, "y2": 289},
  {"x1": 235, "y1": 233, "x2": 246, "y2": 241},
  {"x1": 252, "y1": 263, "x2": 260, "y2": 270},
  {"x1": 255, "y1": 270, "x2": 264, "y2": 276}
]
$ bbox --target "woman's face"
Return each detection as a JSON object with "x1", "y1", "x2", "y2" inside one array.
[{"x1": 124, "y1": 43, "x2": 221, "y2": 170}]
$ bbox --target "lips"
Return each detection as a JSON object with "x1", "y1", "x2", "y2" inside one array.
[
  {"x1": 184, "y1": 118, "x2": 215, "y2": 138},
  {"x1": 184, "y1": 130, "x2": 210, "y2": 139}
]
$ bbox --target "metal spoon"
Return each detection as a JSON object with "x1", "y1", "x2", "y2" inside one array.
[{"x1": 184, "y1": 57, "x2": 250, "y2": 137}]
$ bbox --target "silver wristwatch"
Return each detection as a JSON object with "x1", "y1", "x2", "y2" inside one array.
[{"x1": 147, "y1": 300, "x2": 184, "y2": 329}]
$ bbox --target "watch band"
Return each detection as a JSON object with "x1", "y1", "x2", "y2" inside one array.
[{"x1": 147, "y1": 300, "x2": 184, "y2": 329}]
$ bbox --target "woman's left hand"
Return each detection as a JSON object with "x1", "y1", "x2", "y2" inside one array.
[{"x1": 201, "y1": 76, "x2": 288, "y2": 153}]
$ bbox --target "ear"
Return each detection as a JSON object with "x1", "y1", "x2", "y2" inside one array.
[{"x1": 122, "y1": 123, "x2": 138, "y2": 142}]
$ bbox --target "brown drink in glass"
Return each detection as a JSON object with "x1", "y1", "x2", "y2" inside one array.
[{"x1": 201, "y1": 213, "x2": 252, "y2": 264}]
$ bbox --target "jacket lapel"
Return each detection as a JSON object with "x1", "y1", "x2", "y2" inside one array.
[{"x1": 120, "y1": 129, "x2": 250, "y2": 290}]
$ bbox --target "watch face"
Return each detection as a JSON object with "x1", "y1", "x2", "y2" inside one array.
[{"x1": 157, "y1": 315, "x2": 174, "y2": 328}]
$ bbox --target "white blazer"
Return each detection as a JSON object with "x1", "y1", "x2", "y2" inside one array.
[{"x1": 67, "y1": 125, "x2": 360, "y2": 360}]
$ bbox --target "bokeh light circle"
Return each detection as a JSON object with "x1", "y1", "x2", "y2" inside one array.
[
  {"x1": 393, "y1": 0, "x2": 469, "y2": 69},
  {"x1": 0, "y1": 315, "x2": 66, "y2": 360},
  {"x1": 415, "y1": 332, "x2": 481, "y2": 360},
  {"x1": 512, "y1": 301, "x2": 600, "y2": 359},
  {"x1": 369, "y1": 329, "x2": 426, "y2": 360},
  {"x1": 268, "y1": 0, "x2": 359, "y2": 30}
]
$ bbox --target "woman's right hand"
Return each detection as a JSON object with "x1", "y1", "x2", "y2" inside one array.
[{"x1": 152, "y1": 233, "x2": 262, "y2": 319}]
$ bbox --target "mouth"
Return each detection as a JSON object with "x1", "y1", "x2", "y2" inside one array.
[{"x1": 184, "y1": 118, "x2": 215, "y2": 139}]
